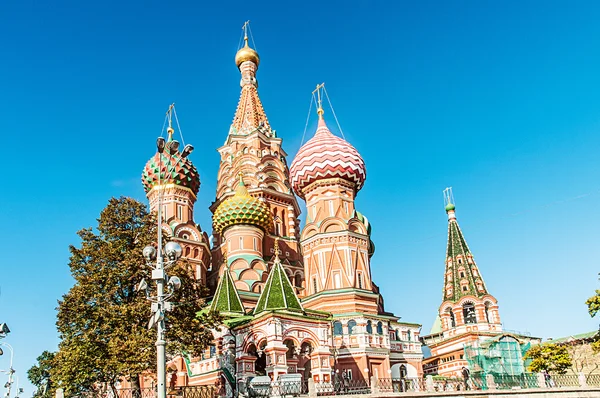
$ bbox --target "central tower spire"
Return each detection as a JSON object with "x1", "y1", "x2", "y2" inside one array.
[
  {"x1": 209, "y1": 23, "x2": 303, "y2": 300},
  {"x1": 230, "y1": 21, "x2": 271, "y2": 137}
]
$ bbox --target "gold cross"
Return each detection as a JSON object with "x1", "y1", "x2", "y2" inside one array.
[{"x1": 242, "y1": 20, "x2": 250, "y2": 43}]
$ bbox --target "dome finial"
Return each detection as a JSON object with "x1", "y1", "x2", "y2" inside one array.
[
  {"x1": 313, "y1": 82, "x2": 326, "y2": 120},
  {"x1": 166, "y1": 103, "x2": 175, "y2": 142},
  {"x1": 235, "y1": 172, "x2": 250, "y2": 196},
  {"x1": 235, "y1": 21, "x2": 260, "y2": 68},
  {"x1": 443, "y1": 187, "x2": 456, "y2": 220}
]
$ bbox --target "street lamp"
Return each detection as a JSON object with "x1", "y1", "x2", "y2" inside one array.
[
  {"x1": 0, "y1": 343, "x2": 15, "y2": 398},
  {"x1": 137, "y1": 105, "x2": 189, "y2": 398},
  {"x1": 140, "y1": 236, "x2": 183, "y2": 398}
]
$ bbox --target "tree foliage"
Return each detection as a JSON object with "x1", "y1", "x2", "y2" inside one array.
[
  {"x1": 27, "y1": 351, "x2": 56, "y2": 398},
  {"x1": 48, "y1": 197, "x2": 218, "y2": 394},
  {"x1": 524, "y1": 343, "x2": 572, "y2": 374}
]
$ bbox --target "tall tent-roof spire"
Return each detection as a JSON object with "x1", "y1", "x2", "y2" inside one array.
[
  {"x1": 254, "y1": 238, "x2": 304, "y2": 314},
  {"x1": 210, "y1": 250, "x2": 245, "y2": 315},
  {"x1": 230, "y1": 21, "x2": 272, "y2": 137},
  {"x1": 442, "y1": 188, "x2": 489, "y2": 302}
]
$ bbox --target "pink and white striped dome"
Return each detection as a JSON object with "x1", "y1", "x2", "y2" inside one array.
[{"x1": 290, "y1": 117, "x2": 366, "y2": 199}]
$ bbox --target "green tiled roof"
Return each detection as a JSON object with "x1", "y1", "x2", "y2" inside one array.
[
  {"x1": 210, "y1": 267, "x2": 245, "y2": 315},
  {"x1": 444, "y1": 210, "x2": 488, "y2": 302},
  {"x1": 254, "y1": 257, "x2": 303, "y2": 314},
  {"x1": 549, "y1": 331, "x2": 599, "y2": 344}
]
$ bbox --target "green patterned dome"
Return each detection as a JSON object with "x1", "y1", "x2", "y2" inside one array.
[
  {"x1": 445, "y1": 203, "x2": 456, "y2": 212},
  {"x1": 141, "y1": 137, "x2": 200, "y2": 195},
  {"x1": 213, "y1": 175, "x2": 273, "y2": 234}
]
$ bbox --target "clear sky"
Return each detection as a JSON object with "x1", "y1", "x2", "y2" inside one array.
[{"x1": 2, "y1": 0, "x2": 600, "y2": 395}]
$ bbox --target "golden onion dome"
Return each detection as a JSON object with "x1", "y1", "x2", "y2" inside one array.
[
  {"x1": 235, "y1": 39, "x2": 260, "y2": 68},
  {"x1": 213, "y1": 174, "x2": 272, "y2": 234}
]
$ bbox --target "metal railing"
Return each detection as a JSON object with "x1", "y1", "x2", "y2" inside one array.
[
  {"x1": 246, "y1": 381, "x2": 307, "y2": 398},
  {"x1": 314, "y1": 379, "x2": 370, "y2": 396}
]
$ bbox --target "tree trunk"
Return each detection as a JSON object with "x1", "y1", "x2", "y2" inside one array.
[{"x1": 130, "y1": 374, "x2": 141, "y2": 398}]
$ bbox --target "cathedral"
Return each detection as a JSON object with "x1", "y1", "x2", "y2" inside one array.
[{"x1": 140, "y1": 31, "x2": 423, "y2": 390}]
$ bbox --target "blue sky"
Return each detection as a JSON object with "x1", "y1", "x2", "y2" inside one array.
[{"x1": 2, "y1": 0, "x2": 600, "y2": 394}]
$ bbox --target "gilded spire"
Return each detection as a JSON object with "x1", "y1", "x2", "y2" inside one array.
[
  {"x1": 273, "y1": 237, "x2": 280, "y2": 259},
  {"x1": 166, "y1": 103, "x2": 175, "y2": 142},
  {"x1": 229, "y1": 22, "x2": 271, "y2": 136},
  {"x1": 235, "y1": 21, "x2": 260, "y2": 68},
  {"x1": 313, "y1": 83, "x2": 325, "y2": 120}
]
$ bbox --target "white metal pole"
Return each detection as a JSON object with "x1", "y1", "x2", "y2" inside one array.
[
  {"x1": 156, "y1": 194, "x2": 166, "y2": 398},
  {"x1": 0, "y1": 343, "x2": 14, "y2": 398}
]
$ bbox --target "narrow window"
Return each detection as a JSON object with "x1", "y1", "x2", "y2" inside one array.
[
  {"x1": 276, "y1": 222, "x2": 281, "y2": 236},
  {"x1": 407, "y1": 330, "x2": 411, "y2": 341},
  {"x1": 227, "y1": 239, "x2": 231, "y2": 252},
  {"x1": 344, "y1": 201, "x2": 349, "y2": 214},
  {"x1": 347, "y1": 369, "x2": 353, "y2": 380},
  {"x1": 162, "y1": 205, "x2": 168, "y2": 221},
  {"x1": 376, "y1": 321, "x2": 383, "y2": 335},
  {"x1": 334, "y1": 272, "x2": 341, "y2": 289},
  {"x1": 253, "y1": 237, "x2": 257, "y2": 251},
  {"x1": 329, "y1": 200, "x2": 334, "y2": 216},
  {"x1": 366, "y1": 321, "x2": 373, "y2": 334},
  {"x1": 460, "y1": 272, "x2": 465, "y2": 278},
  {"x1": 333, "y1": 321, "x2": 343, "y2": 336},
  {"x1": 357, "y1": 272, "x2": 363, "y2": 289},
  {"x1": 239, "y1": 237, "x2": 243, "y2": 250},
  {"x1": 177, "y1": 204, "x2": 182, "y2": 220},
  {"x1": 347, "y1": 320, "x2": 357, "y2": 335},
  {"x1": 313, "y1": 277, "x2": 318, "y2": 293}
]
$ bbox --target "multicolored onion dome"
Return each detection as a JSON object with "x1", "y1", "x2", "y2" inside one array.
[
  {"x1": 290, "y1": 116, "x2": 366, "y2": 199},
  {"x1": 142, "y1": 135, "x2": 200, "y2": 196},
  {"x1": 213, "y1": 175, "x2": 273, "y2": 234}
]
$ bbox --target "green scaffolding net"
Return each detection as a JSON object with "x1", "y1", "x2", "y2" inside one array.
[{"x1": 465, "y1": 334, "x2": 532, "y2": 381}]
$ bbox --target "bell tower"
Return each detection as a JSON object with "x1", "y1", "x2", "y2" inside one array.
[{"x1": 438, "y1": 188, "x2": 502, "y2": 336}]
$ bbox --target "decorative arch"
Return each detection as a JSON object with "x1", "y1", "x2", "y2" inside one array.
[
  {"x1": 319, "y1": 218, "x2": 346, "y2": 234},
  {"x1": 301, "y1": 225, "x2": 319, "y2": 240},
  {"x1": 347, "y1": 219, "x2": 367, "y2": 234}
]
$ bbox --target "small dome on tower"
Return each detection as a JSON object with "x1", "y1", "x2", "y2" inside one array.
[
  {"x1": 213, "y1": 175, "x2": 273, "y2": 234},
  {"x1": 290, "y1": 115, "x2": 366, "y2": 199},
  {"x1": 445, "y1": 203, "x2": 456, "y2": 212},
  {"x1": 142, "y1": 130, "x2": 200, "y2": 195},
  {"x1": 235, "y1": 40, "x2": 260, "y2": 68}
]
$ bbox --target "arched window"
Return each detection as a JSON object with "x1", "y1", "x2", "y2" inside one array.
[
  {"x1": 295, "y1": 274, "x2": 302, "y2": 288},
  {"x1": 366, "y1": 320, "x2": 373, "y2": 334},
  {"x1": 376, "y1": 321, "x2": 383, "y2": 335},
  {"x1": 485, "y1": 302, "x2": 491, "y2": 323},
  {"x1": 407, "y1": 330, "x2": 412, "y2": 341},
  {"x1": 463, "y1": 303, "x2": 477, "y2": 324},
  {"x1": 333, "y1": 321, "x2": 343, "y2": 336},
  {"x1": 347, "y1": 320, "x2": 357, "y2": 335}
]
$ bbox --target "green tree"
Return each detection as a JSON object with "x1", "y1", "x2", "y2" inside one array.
[
  {"x1": 27, "y1": 351, "x2": 56, "y2": 398},
  {"x1": 52, "y1": 197, "x2": 218, "y2": 394},
  {"x1": 524, "y1": 343, "x2": 572, "y2": 374}
]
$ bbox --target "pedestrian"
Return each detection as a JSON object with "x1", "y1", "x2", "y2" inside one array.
[{"x1": 461, "y1": 367, "x2": 471, "y2": 390}]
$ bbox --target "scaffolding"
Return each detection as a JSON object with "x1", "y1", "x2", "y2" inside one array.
[{"x1": 465, "y1": 334, "x2": 532, "y2": 377}]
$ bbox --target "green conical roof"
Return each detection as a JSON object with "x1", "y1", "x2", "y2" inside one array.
[
  {"x1": 210, "y1": 266, "x2": 245, "y2": 315},
  {"x1": 443, "y1": 209, "x2": 489, "y2": 302},
  {"x1": 254, "y1": 252, "x2": 303, "y2": 314}
]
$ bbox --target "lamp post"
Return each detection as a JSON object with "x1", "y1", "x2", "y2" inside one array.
[
  {"x1": 140, "y1": 239, "x2": 183, "y2": 398},
  {"x1": 0, "y1": 343, "x2": 15, "y2": 398},
  {"x1": 137, "y1": 106, "x2": 192, "y2": 398}
]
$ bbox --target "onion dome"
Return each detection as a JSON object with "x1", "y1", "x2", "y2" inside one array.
[
  {"x1": 213, "y1": 174, "x2": 273, "y2": 234},
  {"x1": 142, "y1": 129, "x2": 200, "y2": 195},
  {"x1": 445, "y1": 203, "x2": 456, "y2": 212},
  {"x1": 235, "y1": 36, "x2": 259, "y2": 68},
  {"x1": 290, "y1": 113, "x2": 366, "y2": 199}
]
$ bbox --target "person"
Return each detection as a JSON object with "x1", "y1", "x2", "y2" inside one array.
[
  {"x1": 461, "y1": 367, "x2": 471, "y2": 390},
  {"x1": 543, "y1": 370, "x2": 554, "y2": 388},
  {"x1": 342, "y1": 370, "x2": 349, "y2": 393}
]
